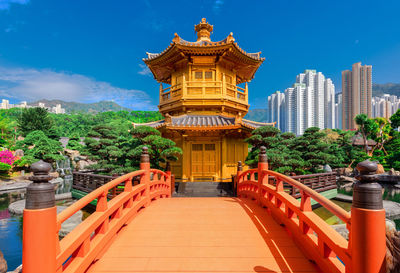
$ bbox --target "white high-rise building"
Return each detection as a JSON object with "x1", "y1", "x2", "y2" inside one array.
[
  {"x1": 0, "y1": 99, "x2": 10, "y2": 109},
  {"x1": 372, "y1": 94, "x2": 400, "y2": 119},
  {"x1": 269, "y1": 70, "x2": 335, "y2": 135},
  {"x1": 267, "y1": 91, "x2": 285, "y2": 131},
  {"x1": 52, "y1": 104, "x2": 66, "y2": 114},
  {"x1": 335, "y1": 94, "x2": 343, "y2": 129}
]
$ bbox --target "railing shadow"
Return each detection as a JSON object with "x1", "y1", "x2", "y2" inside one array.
[{"x1": 224, "y1": 197, "x2": 320, "y2": 273}]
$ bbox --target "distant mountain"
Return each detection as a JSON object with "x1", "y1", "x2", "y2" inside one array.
[
  {"x1": 245, "y1": 109, "x2": 268, "y2": 122},
  {"x1": 28, "y1": 99, "x2": 132, "y2": 113},
  {"x1": 335, "y1": 83, "x2": 400, "y2": 100},
  {"x1": 372, "y1": 83, "x2": 400, "y2": 97}
]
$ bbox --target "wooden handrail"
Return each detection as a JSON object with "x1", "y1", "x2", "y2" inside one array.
[
  {"x1": 58, "y1": 170, "x2": 145, "y2": 225},
  {"x1": 263, "y1": 170, "x2": 351, "y2": 224},
  {"x1": 22, "y1": 147, "x2": 173, "y2": 273},
  {"x1": 236, "y1": 147, "x2": 386, "y2": 273}
]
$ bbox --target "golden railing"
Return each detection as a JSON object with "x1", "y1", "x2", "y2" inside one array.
[{"x1": 159, "y1": 81, "x2": 248, "y2": 104}]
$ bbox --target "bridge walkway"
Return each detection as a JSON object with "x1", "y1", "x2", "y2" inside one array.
[{"x1": 86, "y1": 197, "x2": 319, "y2": 273}]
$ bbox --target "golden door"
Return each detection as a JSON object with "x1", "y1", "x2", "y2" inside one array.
[{"x1": 191, "y1": 143, "x2": 217, "y2": 178}]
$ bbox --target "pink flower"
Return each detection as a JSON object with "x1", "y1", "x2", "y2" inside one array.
[{"x1": 0, "y1": 150, "x2": 15, "y2": 166}]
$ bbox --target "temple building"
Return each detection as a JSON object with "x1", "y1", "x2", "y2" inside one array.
[{"x1": 138, "y1": 18, "x2": 273, "y2": 182}]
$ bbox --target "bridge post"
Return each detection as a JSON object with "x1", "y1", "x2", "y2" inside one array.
[
  {"x1": 258, "y1": 146, "x2": 268, "y2": 204},
  {"x1": 166, "y1": 161, "x2": 173, "y2": 197},
  {"x1": 236, "y1": 161, "x2": 243, "y2": 196},
  {"x1": 140, "y1": 146, "x2": 151, "y2": 206},
  {"x1": 350, "y1": 160, "x2": 386, "y2": 273},
  {"x1": 22, "y1": 160, "x2": 56, "y2": 273}
]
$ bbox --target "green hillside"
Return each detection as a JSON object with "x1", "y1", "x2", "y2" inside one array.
[
  {"x1": 372, "y1": 83, "x2": 400, "y2": 97},
  {"x1": 28, "y1": 99, "x2": 132, "y2": 113}
]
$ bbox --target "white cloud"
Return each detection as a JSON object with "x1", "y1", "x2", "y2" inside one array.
[
  {"x1": 0, "y1": 0, "x2": 29, "y2": 10},
  {"x1": 138, "y1": 64, "x2": 152, "y2": 76},
  {"x1": 213, "y1": 0, "x2": 224, "y2": 14},
  {"x1": 0, "y1": 66, "x2": 157, "y2": 110}
]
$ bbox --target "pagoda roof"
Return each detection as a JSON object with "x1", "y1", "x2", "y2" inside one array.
[
  {"x1": 143, "y1": 19, "x2": 265, "y2": 84},
  {"x1": 144, "y1": 35, "x2": 263, "y2": 62},
  {"x1": 133, "y1": 114, "x2": 274, "y2": 131}
]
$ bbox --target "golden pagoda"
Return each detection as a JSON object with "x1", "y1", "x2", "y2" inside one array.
[{"x1": 138, "y1": 18, "x2": 274, "y2": 182}]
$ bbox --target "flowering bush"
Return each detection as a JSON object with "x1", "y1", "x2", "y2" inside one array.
[{"x1": 0, "y1": 150, "x2": 15, "y2": 166}]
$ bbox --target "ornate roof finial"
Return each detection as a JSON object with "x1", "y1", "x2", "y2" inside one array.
[{"x1": 194, "y1": 18, "x2": 213, "y2": 42}]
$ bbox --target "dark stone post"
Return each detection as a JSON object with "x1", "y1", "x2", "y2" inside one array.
[
  {"x1": 140, "y1": 146, "x2": 151, "y2": 206},
  {"x1": 234, "y1": 161, "x2": 243, "y2": 196},
  {"x1": 23, "y1": 160, "x2": 57, "y2": 273},
  {"x1": 258, "y1": 146, "x2": 268, "y2": 204},
  {"x1": 350, "y1": 160, "x2": 386, "y2": 273},
  {"x1": 165, "y1": 161, "x2": 174, "y2": 196},
  {"x1": 26, "y1": 160, "x2": 55, "y2": 209}
]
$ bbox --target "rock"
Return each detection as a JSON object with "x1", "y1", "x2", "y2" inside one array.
[
  {"x1": 386, "y1": 229, "x2": 400, "y2": 273},
  {"x1": 0, "y1": 250, "x2": 7, "y2": 273},
  {"x1": 64, "y1": 149, "x2": 80, "y2": 159},
  {"x1": 323, "y1": 164, "x2": 332, "y2": 172},
  {"x1": 78, "y1": 155, "x2": 88, "y2": 160},
  {"x1": 49, "y1": 171, "x2": 59, "y2": 178},
  {"x1": 57, "y1": 206, "x2": 83, "y2": 237},
  {"x1": 331, "y1": 224, "x2": 349, "y2": 240},
  {"x1": 9, "y1": 193, "x2": 72, "y2": 214},
  {"x1": 383, "y1": 200, "x2": 400, "y2": 219},
  {"x1": 337, "y1": 176, "x2": 356, "y2": 184},
  {"x1": 376, "y1": 164, "x2": 385, "y2": 174},
  {"x1": 14, "y1": 149, "x2": 24, "y2": 157},
  {"x1": 8, "y1": 200, "x2": 25, "y2": 214},
  {"x1": 49, "y1": 177, "x2": 63, "y2": 191},
  {"x1": 387, "y1": 219, "x2": 397, "y2": 233},
  {"x1": 389, "y1": 168, "x2": 400, "y2": 176},
  {"x1": 344, "y1": 167, "x2": 353, "y2": 176},
  {"x1": 77, "y1": 160, "x2": 91, "y2": 170}
]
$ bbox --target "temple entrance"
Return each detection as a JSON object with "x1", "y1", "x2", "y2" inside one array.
[{"x1": 191, "y1": 143, "x2": 217, "y2": 180}]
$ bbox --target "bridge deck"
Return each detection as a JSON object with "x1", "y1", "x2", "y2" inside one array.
[{"x1": 86, "y1": 197, "x2": 320, "y2": 273}]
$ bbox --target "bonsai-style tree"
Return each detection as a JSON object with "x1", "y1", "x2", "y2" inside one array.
[
  {"x1": 355, "y1": 114, "x2": 378, "y2": 154},
  {"x1": 372, "y1": 117, "x2": 391, "y2": 154},
  {"x1": 66, "y1": 135, "x2": 85, "y2": 153},
  {"x1": 17, "y1": 107, "x2": 54, "y2": 137},
  {"x1": 293, "y1": 127, "x2": 335, "y2": 173},
  {"x1": 130, "y1": 126, "x2": 182, "y2": 169},
  {"x1": 85, "y1": 124, "x2": 182, "y2": 174},
  {"x1": 390, "y1": 109, "x2": 400, "y2": 129},
  {"x1": 15, "y1": 130, "x2": 64, "y2": 163},
  {"x1": 245, "y1": 126, "x2": 306, "y2": 174}
]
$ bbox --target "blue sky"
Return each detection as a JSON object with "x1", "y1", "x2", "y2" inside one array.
[{"x1": 0, "y1": 0, "x2": 399, "y2": 110}]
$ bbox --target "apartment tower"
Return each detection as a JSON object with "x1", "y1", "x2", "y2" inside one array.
[{"x1": 342, "y1": 62, "x2": 372, "y2": 130}]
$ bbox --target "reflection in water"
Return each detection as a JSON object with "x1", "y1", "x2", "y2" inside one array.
[
  {"x1": 313, "y1": 200, "x2": 352, "y2": 225},
  {"x1": 0, "y1": 193, "x2": 23, "y2": 271}
]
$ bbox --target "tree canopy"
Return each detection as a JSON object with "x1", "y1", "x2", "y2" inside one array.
[{"x1": 85, "y1": 124, "x2": 182, "y2": 174}]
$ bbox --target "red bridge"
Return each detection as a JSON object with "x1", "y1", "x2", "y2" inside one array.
[{"x1": 22, "y1": 147, "x2": 386, "y2": 273}]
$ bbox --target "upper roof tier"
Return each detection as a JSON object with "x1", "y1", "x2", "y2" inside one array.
[{"x1": 143, "y1": 18, "x2": 265, "y2": 84}]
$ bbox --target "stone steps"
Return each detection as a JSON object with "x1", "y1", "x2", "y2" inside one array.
[{"x1": 173, "y1": 182, "x2": 234, "y2": 197}]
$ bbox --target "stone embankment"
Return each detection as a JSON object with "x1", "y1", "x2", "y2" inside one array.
[
  {"x1": 0, "y1": 176, "x2": 63, "y2": 193},
  {"x1": 7, "y1": 192, "x2": 81, "y2": 238}
]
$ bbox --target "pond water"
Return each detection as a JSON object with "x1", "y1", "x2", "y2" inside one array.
[
  {"x1": 0, "y1": 192, "x2": 24, "y2": 271},
  {"x1": 313, "y1": 199, "x2": 352, "y2": 225}
]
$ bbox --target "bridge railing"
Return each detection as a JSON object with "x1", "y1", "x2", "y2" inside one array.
[
  {"x1": 22, "y1": 147, "x2": 172, "y2": 273},
  {"x1": 236, "y1": 147, "x2": 386, "y2": 273}
]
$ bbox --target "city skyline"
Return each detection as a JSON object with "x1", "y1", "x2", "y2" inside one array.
[
  {"x1": 342, "y1": 62, "x2": 372, "y2": 130},
  {"x1": 267, "y1": 69, "x2": 335, "y2": 135},
  {"x1": 0, "y1": 0, "x2": 399, "y2": 110}
]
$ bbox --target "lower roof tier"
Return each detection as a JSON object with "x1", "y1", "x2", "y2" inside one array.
[{"x1": 133, "y1": 114, "x2": 275, "y2": 131}]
